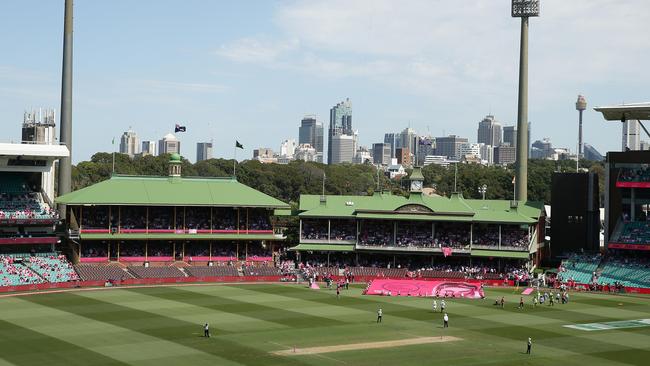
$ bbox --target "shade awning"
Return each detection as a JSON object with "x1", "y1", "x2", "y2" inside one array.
[{"x1": 594, "y1": 103, "x2": 650, "y2": 121}]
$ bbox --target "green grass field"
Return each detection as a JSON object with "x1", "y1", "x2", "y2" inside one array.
[{"x1": 0, "y1": 284, "x2": 649, "y2": 366}]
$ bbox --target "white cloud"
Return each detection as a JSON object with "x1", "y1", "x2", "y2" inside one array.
[
  {"x1": 215, "y1": 37, "x2": 299, "y2": 63},
  {"x1": 215, "y1": 0, "x2": 650, "y2": 99}
]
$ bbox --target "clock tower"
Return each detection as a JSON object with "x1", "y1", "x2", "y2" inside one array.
[{"x1": 409, "y1": 167, "x2": 424, "y2": 193}]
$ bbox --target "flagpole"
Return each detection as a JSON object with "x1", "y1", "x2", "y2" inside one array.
[
  {"x1": 112, "y1": 137, "x2": 115, "y2": 175},
  {"x1": 233, "y1": 144, "x2": 237, "y2": 178}
]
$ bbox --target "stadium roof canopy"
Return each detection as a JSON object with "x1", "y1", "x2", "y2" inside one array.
[
  {"x1": 594, "y1": 103, "x2": 650, "y2": 121},
  {"x1": 0, "y1": 143, "x2": 69, "y2": 159},
  {"x1": 298, "y1": 192, "x2": 542, "y2": 225},
  {"x1": 56, "y1": 175, "x2": 290, "y2": 208}
]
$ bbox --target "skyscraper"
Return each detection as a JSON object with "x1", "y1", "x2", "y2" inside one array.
[
  {"x1": 503, "y1": 126, "x2": 517, "y2": 149},
  {"x1": 494, "y1": 145, "x2": 516, "y2": 165},
  {"x1": 119, "y1": 129, "x2": 140, "y2": 157},
  {"x1": 328, "y1": 98, "x2": 352, "y2": 164},
  {"x1": 399, "y1": 128, "x2": 416, "y2": 154},
  {"x1": 141, "y1": 140, "x2": 157, "y2": 156},
  {"x1": 416, "y1": 137, "x2": 434, "y2": 166},
  {"x1": 298, "y1": 116, "x2": 324, "y2": 163},
  {"x1": 158, "y1": 133, "x2": 180, "y2": 155},
  {"x1": 196, "y1": 142, "x2": 213, "y2": 162},
  {"x1": 395, "y1": 147, "x2": 411, "y2": 167},
  {"x1": 622, "y1": 120, "x2": 641, "y2": 151},
  {"x1": 372, "y1": 143, "x2": 392, "y2": 165},
  {"x1": 477, "y1": 115, "x2": 502, "y2": 147},
  {"x1": 435, "y1": 135, "x2": 468, "y2": 160},
  {"x1": 384, "y1": 133, "x2": 398, "y2": 158},
  {"x1": 479, "y1": 143, "x2": 494, "y2": 165},
  {"x1": 330, "y1": 134, "x2": 355, "y2": 164}
]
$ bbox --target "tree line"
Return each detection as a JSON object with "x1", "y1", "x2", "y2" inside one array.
[{"x1": 72, "y1": 152, "x2": 604, "y2": 205}]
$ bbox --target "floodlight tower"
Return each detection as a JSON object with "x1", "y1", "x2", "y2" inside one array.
[
  {"x1": 512, "y1": 0, "x2": 539, "y2": 202},
  {"x1": 58, "y1": 0, "x2": 73, "y2": 218},
  {"x1": 576, "y1": 95, "x2": 587, "y2": 159}
]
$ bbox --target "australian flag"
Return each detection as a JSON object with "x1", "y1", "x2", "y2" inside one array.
[{"x1": 174, "y1": 124, "x2": 187, "y2": 133}]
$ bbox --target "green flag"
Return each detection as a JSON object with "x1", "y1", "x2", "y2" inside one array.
[
  {"x1": 235, "y1": 141, "x2": 244, "y2": 149},
  {"x1": 112, "y1": 137, "x2": 115, "y2": 145}
]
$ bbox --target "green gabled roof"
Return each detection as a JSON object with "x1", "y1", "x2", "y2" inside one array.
[
  {"x1": 464, "y1": 199, "x2": 543, "y2": 224},
  {"x1": 56, "y1": 175, "x2": 290, "y2": 208},
  {"x1": 299, "y1": 192, "x2": 474, "y2": 218},
  {"x1": 298, "y1": 192, "x2": 543, "y2": 225}
]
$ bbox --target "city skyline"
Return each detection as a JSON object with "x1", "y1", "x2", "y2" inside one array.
[{"x1": 1, "y1": 1, "x2": 649, "y2": 163}]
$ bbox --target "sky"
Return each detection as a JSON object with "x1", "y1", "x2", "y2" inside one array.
[{"x1": 1, "y1": 0, "x2": 649, "y2": 163}]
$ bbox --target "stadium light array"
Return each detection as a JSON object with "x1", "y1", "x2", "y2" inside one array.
[{"x1": 511, "y1": 0, "x2": 540, "y2": 18}]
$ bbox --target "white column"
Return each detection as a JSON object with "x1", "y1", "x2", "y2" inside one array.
[{"x1": 499, "y1": 225, "x2": 502, "y2": 249}]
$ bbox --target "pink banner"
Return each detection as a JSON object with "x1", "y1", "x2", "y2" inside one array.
[
  {"x1": 212, "y1": 256, "x2": 237, "y2": 261},
  {"x1": 80, "y1": 257, "x2": 109, "y2": 263},
  {"x1": 247, "y1": 256, "x2": 273, "y2": 262},
  {"x1": 521, "y1": 287, "x2": 534, "y2": 295},
  {"x1": 119, "y1": 256, "x2": 174, "y2": 262},
  {"x1": 0, "y1": 237, "x2": 58, "y2": 245},
  {"x1": 608, "y1": 243, "x2": 650, "y2": 251},
  {"x1": 364, "y1": 279, "x2": 485, "y2": 299},
  {"x1": 186, "y1": 256, "x2": 237, "y2": 262},
  {"x1": 616, "y1": 181, "x2": 650, "y2": 188}
]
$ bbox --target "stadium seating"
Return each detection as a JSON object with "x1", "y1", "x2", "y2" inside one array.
[
  {"x1": 350, "y1": 267, "x2": 407, "y2": 277},
  {"x1": 27, "y1": 254, "x2": 79, "y2": 283},
  {"x1": 242, "y1": 266, "x2": 280, "y2": 276},
  {"x1": 612, "y1": 221, "x2": 650, "y2": 245},
  {"x1": 184, "y1": 266, "x2": 239, "y2": 277},
  {"x1": 419, "y1": 270, "x2": 465, "y2": 279},
  {"x1": 557, "y1": 255, "x2": 601, "y2": 284},
  {"x1": 127, "y1": 266, "x2": 185, "y2": 278},
  {"x1": 74, "y1": 264, "x2": 134, "y2": 281},
  {"x1": 618, "y1": 167, "x2": 650, "y2": 182},
  {"x1": 597, "y1": 260, "x2": 650, "y2": 288},
  {"x1": 0, "y1": 255, "x2": 44, "y2": 286},
  {"x1": 0, "y1": 175, "x2": 58, "y2": 223}
]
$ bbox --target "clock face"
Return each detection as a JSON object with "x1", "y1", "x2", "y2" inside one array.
[{"x1": 411, "y1": 180, "x2": 423, "y2": 191}]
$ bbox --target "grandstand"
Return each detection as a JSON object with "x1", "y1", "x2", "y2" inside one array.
[
  {"x1": 0, "y1": 140, "x2": 71, "y2": 287},
  {"x1": 55, "y1": 154, "x2": 290, "y2": 267},
  {"x1": 292, "y1": 168, "x2": 543, "y2": 272}
]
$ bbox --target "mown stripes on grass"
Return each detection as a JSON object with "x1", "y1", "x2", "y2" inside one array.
[
  {"x1": 21, "y1": 293, "x2": 310, "y2": 366},
  {"x1": 0, "y1": 319, "x2": 128, "y2": 366},
  {"x1": 2, "y1": 285, "x2": 648, "y2": 366},
  {"x1": 124, "y1": 286, "x2": 348, "y2": 329},
  {"x1": 236, "y1": 284, "x2": 650, "y2": 364}
]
